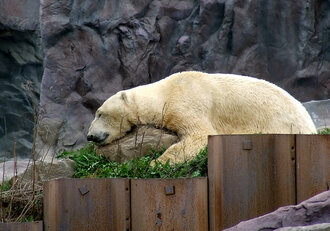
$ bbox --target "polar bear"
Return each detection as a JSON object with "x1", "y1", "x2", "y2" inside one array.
[{"x1": 87, "y1": 71, "x2": 316, "y2": 163}]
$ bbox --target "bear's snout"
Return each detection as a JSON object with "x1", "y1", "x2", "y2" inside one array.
[
  {"x1": 87, "y1": 132, "x2": 109, "y2": 143},
  {"x1": 87, "y1": 134, "x2": 94, "y2": 141}
]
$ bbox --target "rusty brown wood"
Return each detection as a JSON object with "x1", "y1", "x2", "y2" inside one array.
[
  {"x1": 0, "y1": 221, "x2": 43, "y2": 231},
  {"x1": 208, "y1": 135, "x2": 296, "y2": 231},
  {"x1": 43, "y1": 178, "x2": 130, "y2": 231},
  {"x1": 296, "y1": 134, "x2": 330, "y2": 203},
  {"x1": 131, "y1": 178, "x2": 208, "y2": 231}
]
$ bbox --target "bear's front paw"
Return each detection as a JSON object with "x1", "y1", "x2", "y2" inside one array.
[
  {"x1": 149, "y1": 157, "x2": 169, "y2": 167},
  {"x1": 150, "y1": 159, "x2": 156, "y2": 167}
]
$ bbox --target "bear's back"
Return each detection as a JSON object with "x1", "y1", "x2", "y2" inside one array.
[{"x1": 161, "y1": 71, "x2": 316, "y2": 134}]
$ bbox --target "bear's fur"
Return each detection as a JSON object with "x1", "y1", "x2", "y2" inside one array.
[{"x1": 87, "y1": 71, "x2": 316, "y2": 163}]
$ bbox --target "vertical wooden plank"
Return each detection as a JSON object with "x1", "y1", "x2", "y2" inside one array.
[
  {"x1": 208, "y1": 135, "x2": 296, "y2": 231},
  {"x1": 43, "y1": 178, "x2": 130, "y2": 231},
  {"x1": 296, "y1": 135, "x2": 330, "y2": 203},
  {"x1": 0, "y1": 221, "x2": 43, "y2": 231},
  {"x1": 131, "y1": 178, "x2": 208, "y2": 231},
  {"x1": 112, "y1": 179, "x2": 131, "y2": 231},
  {"x1": 208, "y1": 135, "x2": 223, "y2": 231}
]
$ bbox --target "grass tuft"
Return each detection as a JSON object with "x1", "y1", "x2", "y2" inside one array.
[
  {"x1": 57, "y1": 143, "x2": 208, "y2": 179},
  {"x1": 318, "y1": 128, "x2": 330, "y2": 134}
]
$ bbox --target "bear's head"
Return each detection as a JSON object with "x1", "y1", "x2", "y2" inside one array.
[{"x1": 87, "y1": 91, "x2": 133, "y2": 145}]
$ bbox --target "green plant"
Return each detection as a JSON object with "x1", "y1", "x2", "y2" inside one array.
[
  {"x1": 0, "y1": 181, "x2": 12, "y2": 192},
  {"x1": 20, "y1": 215, "x2": 35, "y2": 222},
  {"x1": 318, "y1": 128, "x2": 330, "y2": 134},
  {"x1": 57, "y1": 143, "x2": 208, "y2": 179}
]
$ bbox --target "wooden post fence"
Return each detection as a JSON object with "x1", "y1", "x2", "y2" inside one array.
[
  {"x1": 208, "y1": 134, "x2": 329, "y2": 230},
  {"x1": 131, "y1": 178, "x2": 208, "y2": 231},
  {"x1": 1, "y1": 134, "x2": 328, "y2": 230},
  {"x1": 296, "y1": 135, "x2": 330, "y2": 203},
  {"x1": 43, "y1": 178, "x2": 208, "y2": 231},
  {"x1": 43, "y1": 178, "x2": 130, "y2": 231},
  {"x1": 0, "y1": 221, "x2": 43, "y2": 231}
]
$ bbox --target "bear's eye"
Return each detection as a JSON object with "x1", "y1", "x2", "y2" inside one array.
[{"x1": 98, "y1": 113, "x2": 102, "y2": 118}]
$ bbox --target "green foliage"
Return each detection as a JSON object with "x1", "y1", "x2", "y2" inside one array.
[
  {"x1": 0, "y1": 181, "x2": 12, "y2": 192},
  {"x1": 57, "y1": 143, "x2": 208, "y2": 179},
  {"x1": 318, "y1": 128, "x2": 330, "y2": 134},
  {"x1": 20, "y1": 216, "x2": 35, "y2": 222}
]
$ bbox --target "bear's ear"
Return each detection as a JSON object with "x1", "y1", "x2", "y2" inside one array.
[{"x1": 120, "y1": 92, "x2": 128, "y2": 103}]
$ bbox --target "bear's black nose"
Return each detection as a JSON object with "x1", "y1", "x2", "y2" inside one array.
[
  {"x1": 87, "y1": 134, "x2": 94, "y2": 141},
  {"x1": 87, "y1": 133, "x2": 109, "y2": 143}
]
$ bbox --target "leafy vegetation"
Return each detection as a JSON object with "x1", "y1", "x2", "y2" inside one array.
[
  {"x1": 57, "y1": 143, "x2": 208, "y2": 179},
  {"x1": 57, "y1": 127, "x2": 330, "y2": 179},
  {"x1": 0, "y1": 181, "x2": 12, "y2": 192},
  {"x1": 318, "y1": 127, "x2": 330, "y2": 134}
]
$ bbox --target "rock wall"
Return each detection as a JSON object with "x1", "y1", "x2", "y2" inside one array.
[
  {"x1": 303, "y1": 99, "x2": 330, "y2": 130},
  {"x1": 0, "y1": 0, "x2": 43, "y2": 158},
  {"x1": 225, "y1": 190, "x2": 330, "y2": 231},
  {"x1": 1, "y1": 0, "x2": 329, "y2": 157}
]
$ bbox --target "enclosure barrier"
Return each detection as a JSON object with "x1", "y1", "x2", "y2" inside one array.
[
  {"x1": 209, "y1": 134, "x2": 329, "y2": 230},
  {"x1": 0, "y1": 221, "x2": 43, "y2": 231},
  {"x1": 43, "y1": 178, "x2": 131, "y2": 230},
  {"x1": 0, "y1": 134, "x2": 329, "y2": 231}
]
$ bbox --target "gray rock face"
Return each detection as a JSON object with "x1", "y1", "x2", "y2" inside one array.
[
  {"x1": 0, "y1": 157, "x2": 74, "y2": 184},
  {"x1": 19, "y1": 157, "x2": 75, "y2": 183},
  {"x1": 1, "y1": 0, "x2": 329, "y2": 158},
  {"x1": 224, "y1": 190, "x2": 330, "y2": 231},
  {"x1": 303, "y1": 100, "x2": 330, "y2": 130},
  {"x1": 0, "y1": 160, "x2": 30, "y2": 183},
  {"x1": 96, "y1": 126, "x2": 178, "y2": 162},
  {"x1": 275, "y1": 223, "x2": 330, "y2": 231},
  {"x1": 37, "y1": 0, "x2": 330, "y2": 156},
  {"x1": 0, "y1": 0, "x2": 40, "y2": 31},
  {"x1": 0, "y1": 0, "x2": 43, "y2": 159}
]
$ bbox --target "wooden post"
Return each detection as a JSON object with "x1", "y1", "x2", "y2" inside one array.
[
  {"x1": 208, "y1": 135, "x2": 296, "y2": 230},
  {"x1": 0, "y1": 221, "x2": 43, "y2": 231},
  {"x1": 296, "y1": 134, "x2": 330, "y2": 203},
  {"x1": 131, "y1": 178, "x2": 208, "y2": 231},
  {"x1": 43, "y1": 178, "x2": 130, "y2": 231}
]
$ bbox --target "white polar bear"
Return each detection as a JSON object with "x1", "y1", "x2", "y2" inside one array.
[{"x1": 87, "y1": 71, "x2": 316, "y2": 163}]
